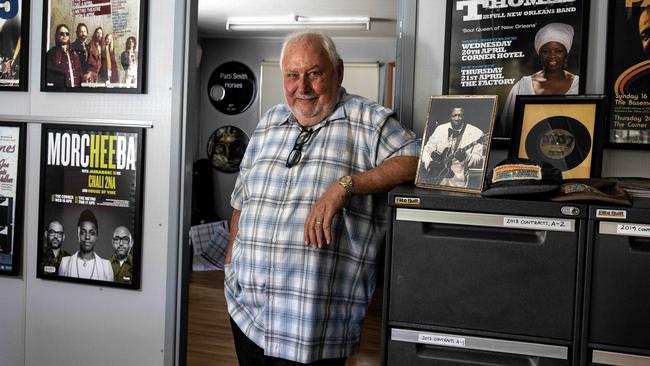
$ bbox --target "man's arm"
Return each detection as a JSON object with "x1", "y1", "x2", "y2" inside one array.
[
  {"x1": 304, "y1": 155, "x2": 418, "y2": 248},
  {"x1": 224, "y1": 208, "x2": 240, "y2": 265}
]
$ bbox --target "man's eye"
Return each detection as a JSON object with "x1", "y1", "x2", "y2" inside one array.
[{"x1": 308, "y1": 71, "x2": 322, "y2": 79}]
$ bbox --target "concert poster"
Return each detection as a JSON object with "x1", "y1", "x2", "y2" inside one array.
[
  {"x1": 0, "y1": 123, "x2": 25, "y2": 276},
  {"x1": 443, "y1": 0, "x2": 590, "y2": 143},
  {"x1": 0, "y1": 0, "x2": 29, "y2": 91},
  {"x1": 606, "y1": 1, "x2": 650, "y2": 148},
  {"x1": 37, "y1": 124, "x2": 145, "y2": 289},
  {"x1": 41, "y1": 0, "x2": 147, "y2": 93}
]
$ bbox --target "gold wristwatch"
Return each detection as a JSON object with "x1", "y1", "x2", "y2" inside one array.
[{"x1": 338, "y1": 175, "x2": 354, "y2": 196}]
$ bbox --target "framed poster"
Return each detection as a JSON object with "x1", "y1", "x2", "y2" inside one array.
[
  {"x1": 41, "y1": 0, "x2": 147, "y2": 93},
  {"x1": 0, "y1": 0, "x2": 29, "y2": 91},
  {"x1": 510, "y1": 95, "x2": 605, "y2": 179},
  {"x1": 0, "y1": 122, "x2": 25, "y2": 276},
  {"x1": 605, "y1": 1, "x2": 650, "y2": 148},
  {"x1": 443, "y1": 0, "x2": 590, "y2": 143},
  {"x1": 416, "y1": 95, "x2": 496, "y2": 193},
  {"x1": 37, "y1": 124, "x2": 145, "y2": 289}
]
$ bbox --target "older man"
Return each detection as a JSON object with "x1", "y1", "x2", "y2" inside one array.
[
  {"x1": 59, "y1": 209, "x2": 113, "y2": 281},
  {"x1": 42, "y1": 220, "x2": 70, "y2": 274},
  {"x1": 225, "y1": 32, "x2": 420, "y2": 365},
  {"x1": 109, "y1": 225, "x2": 134, "y2": 284}
]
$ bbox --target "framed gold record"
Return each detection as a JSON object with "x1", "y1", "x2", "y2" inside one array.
[{"x1": 510, "y1": 95, "x2": 606, "y2": 179}]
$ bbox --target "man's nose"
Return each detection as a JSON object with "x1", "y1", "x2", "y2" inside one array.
[{"x1": 297, "y1": 75, "x2": 312, "y2": 93}]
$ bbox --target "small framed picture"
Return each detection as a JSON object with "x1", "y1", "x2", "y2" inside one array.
[
  {"x1": 416, "y1": 95, "x2": 497, "y2": 193},
  {"x1": 0, "y1": 0, "x2": 30, "y2": 91},
  {"x1": 0, "y1": 122, "x2": 26, "y2": 276},
  {"x1": 41, "y1": 0, "x2": 147, "y2": 93},
  {"x1": 510, "y1": 95, "x2": 606, "y2": 179}
]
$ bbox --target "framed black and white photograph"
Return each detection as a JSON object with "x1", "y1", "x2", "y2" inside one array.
[
  {"x1": 510, "y1": 95, "x2": 605, "y2": 179},
  {"x1": 443, "y1": 0, "x2": 590, "y2": 143},
  {"x1": 37, "y1": 124, "x2": 145, "y2": 289},
  {"x1": 415, "y1": 95, "x2": 496, "y2": 193},
  {"x1": 605, "y1": 1, "x2": 650, "y2": 148},
  {"x1": 0, "y1": 0, "x2": 30, "y2": 91},
  {"x1": 0, "y1": 122, "x2": 25, "y2": 276},
  {"x1": 41, "y1": 0, "x2": 147, "y2": 93}
]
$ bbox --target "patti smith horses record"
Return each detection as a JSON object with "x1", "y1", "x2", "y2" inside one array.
[{"x1": 524, "y1": 115, "x2": 591, "y2": 174}]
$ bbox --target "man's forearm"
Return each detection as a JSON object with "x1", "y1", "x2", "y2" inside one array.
[
  {"x1": 225, "y1": 208, "x2": 240, "y2": 265},
  {"x1": 352, "y1": 156, "x2": 418, "y2": 195}
]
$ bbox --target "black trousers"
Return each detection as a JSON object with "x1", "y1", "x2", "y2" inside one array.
[{"x1": 230, "y1": 317, "x2": 348, "y2": 366}]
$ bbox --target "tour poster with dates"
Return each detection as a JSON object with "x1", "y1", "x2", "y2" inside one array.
[
  {"x1": 444, "y1": 0, "x2": 589, "y2": 141},
  {"x1": 0, "y1": 123, "x2": 25, "y2": 276},
  {"x1": 37, "y1": 124, "x2": 144, "y2": 289},
  {"x1": 606, "y1": 1, "x2": 650, "y2": 147}
]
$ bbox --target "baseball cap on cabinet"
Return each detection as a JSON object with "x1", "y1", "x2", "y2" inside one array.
[
  {"x1": 550, "y1": 178, "x2": 632, "y2": 206},
  {"x1": 482, "y1": 157, "x2": 562, "y2": 197}
]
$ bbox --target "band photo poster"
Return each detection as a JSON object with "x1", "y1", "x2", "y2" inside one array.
[
  {"x1": 0, "y1": 0, "x2": 29, "y2": 91},
  {"x1": 606, "y1": 0, "x2": 650, "y2": 147},
  {"x1": 416, "y1": 95, "x2": 496, "y2": 193},
  {"x1": 37, "y1": 124, "x2": 144, "y2": 289},
  {"x1": 41, "y1": 0, "x2": 147, "y2": 93},
  {"x1": 0, "y1": 123, "x2": 25, "y2": 276},
  {"x1": 444, "y1": 0, "x2": 589, "y2": 142}
]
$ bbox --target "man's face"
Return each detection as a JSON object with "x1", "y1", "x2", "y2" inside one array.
[
  {"x1": 112, "y1": 227, "x2": 132, "y2": 259},
  {"x1": 93, "y1": 28, "x2": 103, "y2": 43},
  {"x1": 78, "y1": 221, "x2": 98, "y2": 253},
  {"x1": 76, "y1": 25, "x2": 87, "y2": 42},
  {"x1": 639, "y1": 9, "x2": 650, "y2": 59},
  {"x1": 46, "y1": 221, "x2": 64, "y2": 249},
  {"x1": 450, "y1": 108, "x2": 464, "y2": 130},
  {"x1": 281, "y1": 37, "x2": 343, "y2": 127},
  {"x1": 55, "y1": 26, "x2": 70, "y2": 47}
]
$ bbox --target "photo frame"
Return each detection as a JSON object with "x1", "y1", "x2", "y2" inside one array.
[
  {"x1": 604, "y1": 1, "x2": 650, "y2": 148},
  {"x1": 510, "y1": 95, "x2": 606, "y2": 179},
  {"x1": 37, "y1": 124, "x2": 145, "y2": 289},
  {"x1": 41, "y1": 0, "x2": 147, "y2": 93},
  {"x1": 0, "y1": 122, "x2": 25, "y2": 276},
  {"x1": 0, "y1": 0, "x2": 30, "y2": 91},
  {"x1": 443, "y1": 0, "x2": 590, "y2": 144},
  {"x1": 415, "y1": 95, "x2": 497, "y2": 193}
]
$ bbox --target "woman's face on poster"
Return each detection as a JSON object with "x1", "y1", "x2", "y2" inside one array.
[{"x1": 538, "y1": 41, "x2": 567, "y2": 72}]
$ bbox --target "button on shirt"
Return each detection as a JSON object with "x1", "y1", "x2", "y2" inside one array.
[{"x1": 226, "y1": 89, "x2": 420, "y2": 363}]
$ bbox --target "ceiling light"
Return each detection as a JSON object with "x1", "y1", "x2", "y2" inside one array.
[{"x1": 226, "y1": 14, "x2": 370, "y2": 31}]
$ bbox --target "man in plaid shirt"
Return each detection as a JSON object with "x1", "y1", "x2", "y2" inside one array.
[{"x1": 225, "y1": 31, "x2": 420, "y2": 365}]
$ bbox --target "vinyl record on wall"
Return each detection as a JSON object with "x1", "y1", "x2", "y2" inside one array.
[
  {"x1": 207, "y1": 125, "x2": 250, "y2": 173},
  {"x1": 207, "y1": 61, "x2": 256, "y2": 115}
]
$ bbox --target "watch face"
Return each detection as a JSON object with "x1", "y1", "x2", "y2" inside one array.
[{"x1": 340, "y1": 176, "x2": 352, "y2": 185}]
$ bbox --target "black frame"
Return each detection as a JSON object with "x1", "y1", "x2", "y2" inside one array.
[
  {"x1": 442, "y1": 0, "x2": 590, "y2": 145},
  {"x1": 415, "y1": 95, "x2": 497, "y2": 194},
  {"x1": 40, "y1": 0, "x2": 147, "y2": 93},
  {"x1": 604, "y1": 0, "x2": 650, "y2": 149},
  {"x1": 510, "y1": 95, "x2": 606, "y2": 179},
  {"x1": 0, "y1": 122, "x2": 25, "y2": 276},
  {"x1": 36, "y1": 124, "x2": 145, "y2": 289},
  {"x1": 0, "y1": 0, "x2": 30, "y2": 91}
]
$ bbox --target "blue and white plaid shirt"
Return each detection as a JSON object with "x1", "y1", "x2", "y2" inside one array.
[{"x1": 226, "y1": 89, "x2": 420, "y2": 363}]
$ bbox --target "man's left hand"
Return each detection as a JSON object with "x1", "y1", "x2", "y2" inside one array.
[{"x1": 304, "y1": 181, "x2": 349, "y2": 248}]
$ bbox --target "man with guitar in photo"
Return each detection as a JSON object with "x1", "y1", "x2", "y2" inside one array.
[{"x1": 421, "y1": 107, "x2": 486, "y2": 187}]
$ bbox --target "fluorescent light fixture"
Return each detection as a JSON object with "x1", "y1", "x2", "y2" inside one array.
[{"x1": 226, "y1": 14, "x2": 370, "y2": 31}]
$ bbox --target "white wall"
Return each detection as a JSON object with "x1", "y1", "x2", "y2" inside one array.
[
  {"x1": 0, "y1": 0, "x2": 186, "y2": 365},
  {"x1": 411, "y1": 0, "x2": 650, "y2": 177},
  {"x1": 199, "y1": 37, "x2": 397, "y2": 220}
]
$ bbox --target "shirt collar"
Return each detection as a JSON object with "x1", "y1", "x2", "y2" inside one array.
[{"x1": 278, "y1": 88, "x2": 348, "y2": 128}]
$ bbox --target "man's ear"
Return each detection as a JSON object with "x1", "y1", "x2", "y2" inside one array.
[{"x1": 336, "y1": 59, "x2": 344, "y2": 86}]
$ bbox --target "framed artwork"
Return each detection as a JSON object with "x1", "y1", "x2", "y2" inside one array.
[
  {"x1": 443, "y1": 0, "x2": 590, "y2": 144},
  {"x1": 0, "y1": 122, "x2": 25, "y2": 276},
  {"x1": 605, "y1": 1, "x2": 650, "y2": 148},
  {"x1": 510, "y1": 95, "x2": 605, "y2": 179},
  {"x1": 415, "y1": 95, "x2": 497, "y2": 193},
  {"x1": 0, "y1": 0, "x2": 30, "y2": 91},
  {"x1": 37, "y1": 124, "x2": 145, "y2": 289},
  {"x1": 41, "y1": 0, "x2": 147, "y2": 93}
]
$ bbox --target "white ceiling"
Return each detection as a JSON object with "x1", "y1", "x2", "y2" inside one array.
[{"x1": 197, "y1": 0, "x2": 399, "y2": 39}]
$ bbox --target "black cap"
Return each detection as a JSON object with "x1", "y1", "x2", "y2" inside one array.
[{"x1": 482, "y1": 157, "x2": 562, "y2": 197}]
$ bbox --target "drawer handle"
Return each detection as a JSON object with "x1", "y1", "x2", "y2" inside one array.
[
  {"x1": 422, "y1": 222, "x2": 547, "y2": 245},
  {"x1": 630, "y1": 237, "x2": 650, "y2": 253},
  {"x1": 416, "y1": 344, "x2": 541, "y2": 365}
]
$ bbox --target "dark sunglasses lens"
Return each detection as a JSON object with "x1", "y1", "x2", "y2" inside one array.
[
  {"x1": 59, "y1": 32, "x2": 69, "y2": 36},
  {"x1": 297, "y1": 130, "x2": 311, "y2": 144},
  {"x1": 286, "y1": 149, "x2": 301, "y2": 168}
]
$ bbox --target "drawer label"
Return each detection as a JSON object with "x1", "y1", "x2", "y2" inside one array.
[
  {"x1": 503, "y1": 216, "x2": 573, "y2": 231},
  {"x1": 596, "y1": 209, "x2": 627, "y2": 220},
  {"x1": 617, "y1": 223, "x2": 650, "y2": 237},
  {"x1": 418, "y1": 333, "x2": 466, "y2": 348},
  {"x1": 394, "y1": 196, "x2": 420, "y2": 206}
]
